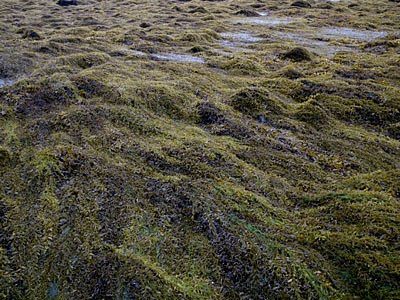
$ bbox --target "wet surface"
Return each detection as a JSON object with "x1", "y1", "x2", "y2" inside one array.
[
  {"x1": 219, "y1": 32, "x2": 262, "y2": 53},
  {"x1": 218, "y1": 40, "x2": 253, "y2": 54},
  {"x1": 224, "y1": 17, "x2": 386, "y2": 58},
  {"x1": 235, "y1": 16, "x2": 293, "y2": 26},
  {"x1": 47, "y1": 282, "x2": 59, "y2": 300},
  {"x1": 0, "y1": 78, "x2": 15, "y2": 88},
  {"x1": 220, "y1": 32, "x2": 263, "y2": 43},
  {"x1": 319, "y1": 27, "x2": 387, "y2": 41},
  {"x1": 275, "y1": 32, "x2": 358, "y2": 57},
  {"x1": 126, "y1": 49, "x2": 147, "y2": 56},
  {"x1": 1, "y1": 0, "x2": 400, "y2": 299},
  {"x1": 151, "y1": 53, "x2": 205, "y2": 64}
]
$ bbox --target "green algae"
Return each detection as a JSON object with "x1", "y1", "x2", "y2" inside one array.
[{"x1": 0, "y1": 0, "x2": 399, "y2": 299}]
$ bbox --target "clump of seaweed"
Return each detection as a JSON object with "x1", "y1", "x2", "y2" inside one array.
[
  {"x1": 387, "y1": 122, "x2": 400, "y2": 140},
  {"x1": 197, "y1": 101, "x2": 226, "y2": 125},
  {"x1": 0, "y1": 147, "x2": 10, "y2": 168},
  {"x1": 10, "y1": 73, "x2": 77, "y2": 115},
  {"x1": 72, "y1": 72, "x2": 121, "y2": 103},
  {"x1": 292, "y1": 99, "x2": 329, "y2": 127},
  {"x1": 57, "y1": 52, "x2": 110, "y2": 69},
  {"x1": 130, "y1": 82, "x2": 195, "y2": 120},
  {"x1": 282, "y1": 47, "x2": 312, "y2": 62},
  {"x1": 297, "y1": 189, "x2": 400, "y2": 298},
  {"x1": 222, "y1": 56, "x2": 264, "y2": 75},
  {"x1": 276, "y1": 66, "x2": 304, "y2": 79},
  {"x1": 231, "y1": 86, "x2": 283, "y2": 118},
  {"x1": 17, "y1": 28, "x2": 41, "y2": 40}
]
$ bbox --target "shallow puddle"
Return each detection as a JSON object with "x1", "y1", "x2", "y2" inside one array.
[
  {"x1": 276, "y1": 32, "x2": 357, "y2": 57},
  {"x1": 235, "y1": 16, "x2": 293, "y2": 26},
  {"x1": 319, "y1": 27, "x2": 387, "y2": 41},
  {"x1": 219, "y1": 40, "x2": 253, "y2": 54},
  {"x1": 212, "y1": 48, "x2": 233, "y2": 57},
  {"x1": 126, "y1": 49, "x2": 147, "y2": 56},
  {"x1": 219, "y1": 32, "x2": 262, "y2": 54},
  {"x1": 0, "y1": 78, "x2": 15, "y2": 88},
  {"x1": 151, "y1": 53, "x2": 205, "y2": 64},
  {"x1": 220, "y1": 32, "x2": 263, "y2": 43}
]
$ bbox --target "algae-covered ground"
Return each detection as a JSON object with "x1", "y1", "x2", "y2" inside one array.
[{"x1": 0, "y1": 0, "x2": 400, "y2": 299}]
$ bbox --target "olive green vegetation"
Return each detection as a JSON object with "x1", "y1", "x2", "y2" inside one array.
[{"x1": 0, "y1": 0, "x2": 399, "y2": 299}]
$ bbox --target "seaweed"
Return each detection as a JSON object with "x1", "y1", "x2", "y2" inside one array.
[{"x1": 0, "y1": 0, "x2": 399, "y2": 298}]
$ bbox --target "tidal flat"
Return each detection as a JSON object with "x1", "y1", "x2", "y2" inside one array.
[{"x1": 0, "y1": 0, "x2": 400, "y2": 299}]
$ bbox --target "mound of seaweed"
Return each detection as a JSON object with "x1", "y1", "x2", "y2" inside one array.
[{"x1": 1, "y1": 0, "x2": 399, "y2": 299}]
